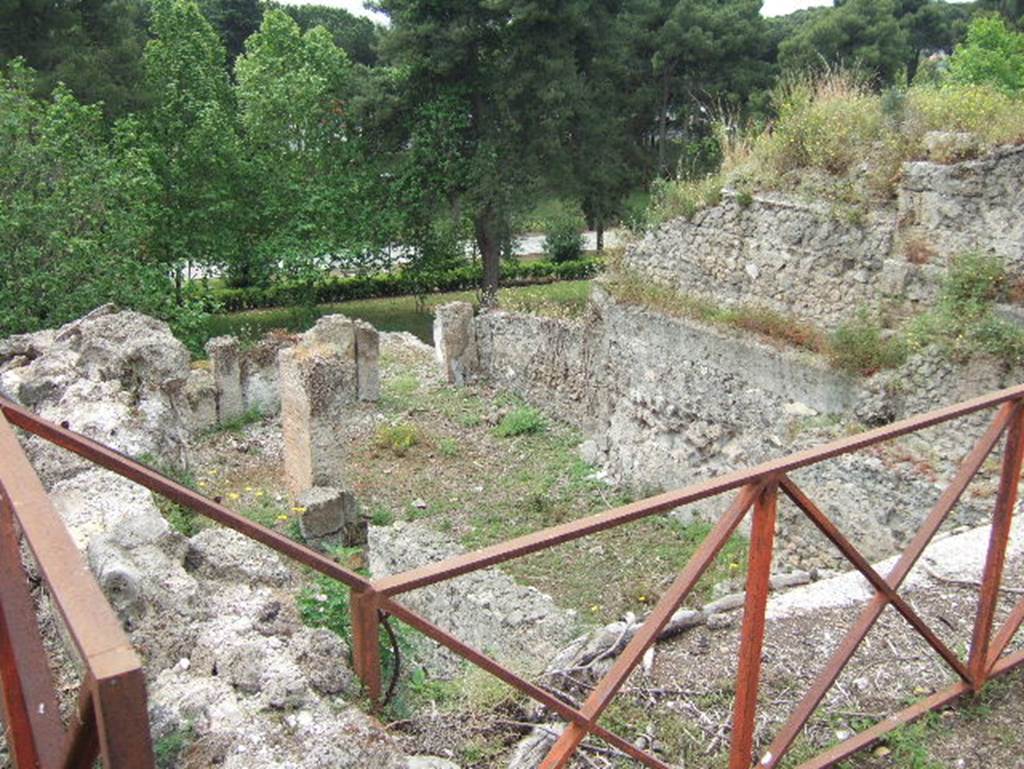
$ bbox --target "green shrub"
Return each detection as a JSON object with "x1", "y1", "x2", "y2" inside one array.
[
  {"x1": 542, "y1": 212, "x2": 585, "y2": 263},
  {"x1": 947, "y1": 16, "x2": 1024, "y2": 95},
  {"x1": 209, "y1": 258, "x2": 603, "y2": 312},
  {"x1": 155, "y1": 725, "x2": 194, "y2": 769},
  {"x1": 494, "y1": 406, "x2": 546, "y2": 437},
  {"x1": 375, "y1": 421, "x2": 420, "y2": 456},
  {"x1": 648, "y1": 175, "x2": 723, "y2": 224},
  {"x1": 941, "y1": 251, "x2": 1007, "y2": 307},
  {"x1": 829, "y1": 314, "x2": 907, "y2": 375},
  {"x1": 906, "y1": 253, "x2": 1024, "y2": 365},
  {"x1": 204, "y1": 405, "x2": 264, "y2": 435}
]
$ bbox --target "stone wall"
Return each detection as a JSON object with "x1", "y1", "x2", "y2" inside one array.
[
  {"x1": 438, "y1": 289, "x2": 1007, "y2": 564},
  {"x1": 899, "y1": 145, "x2": 1024, "y2": 276},
  {"x1": 471, "y1": 286, "x2": 859, "y2": 490},
  {"x1": 623, "y1": 145, "x2": 1024, "y2": 329}
]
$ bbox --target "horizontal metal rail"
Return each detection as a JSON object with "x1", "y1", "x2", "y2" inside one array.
[{"x1": 4, "y1": 384, "x2": 1024, "y2": 768}]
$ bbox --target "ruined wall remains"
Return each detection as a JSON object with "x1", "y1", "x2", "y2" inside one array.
[
  {"x1": 623, "y1": 144, "x2": 1024, "y2": 328},
  {"x1": 464, "y1": 285, "x2": 859, "y2": 489},
  {"x1": 437, "y1": 288, "x2": 1006, "y2": 564}
]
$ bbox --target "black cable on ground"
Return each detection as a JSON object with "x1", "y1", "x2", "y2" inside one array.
[{"x1": 379, "y1": 610, "x2": 401, "y2": 706}]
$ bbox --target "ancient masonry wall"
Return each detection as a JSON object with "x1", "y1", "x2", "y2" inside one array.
[
  {"x1": 466, "y1": 286, "x2": 859, "y2": 490},
  {"x1": 622, "y1": 145, "x2": 1024, "y2": 328},
  {"x1": 436, "y1": 290, "x2": 1009, "y2": 565}
]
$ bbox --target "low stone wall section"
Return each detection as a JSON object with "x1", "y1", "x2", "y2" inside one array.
[
  {"x1": 369, "y1": 521, "x2": 579, "y2": 677},
  {"x1": 622, "y1": 144, "x2": 1024, "y2": 329}
]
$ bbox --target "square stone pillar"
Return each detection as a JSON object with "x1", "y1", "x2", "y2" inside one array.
[
  {"x1": 354, "y1": 321, "x2": 380, "y2": 402},
  {"x1": 434, "y1": 302, "x2": 479, "y2": 386},
  {"x1": 205, "y1": 336, "x2": 244, "y2": 424},
  {"x1": 280, "y1": 344, "x2": 357, "y2": 497}
]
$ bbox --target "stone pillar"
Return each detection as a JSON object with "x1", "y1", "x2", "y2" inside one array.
[
  {"x1": 205, "y1": 336, "x2": 244, "y2": 424},
  {"x1": 354, "y1": 321, "x2": 380, "y2": 402},
  {"x1": 280, "y1": 343, "x2": 357, "y2": 497},
  {"x1": 434, "y1": 302, "x2": 479, "y2": 386}
]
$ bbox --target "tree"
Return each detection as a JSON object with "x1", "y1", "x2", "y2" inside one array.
[
  {"x1": 142, "y1": 0, "x2": 245, "y2": 285},
  {"x1": 566, "y1": 0, "x2": 645, "y2": 248},
  {"x1": 0, "y1": 61, "x2": 172, "y2": 335},
  {"x1": 617, "y1": 0, "x2": 771, "y2": 177},
  {"x1": 234, "y1": 9, "x2": 378, "y2": 283},
  {"x1": 948, "y1": 15, "x2": 1024, "y2": 93},
  {"x1": 375, "y1": 0, "x2": 586, "y2": 299},
  {"x1": 199, "y1": 0, "x2": 265, "y2": 64},
  {"x1": 0, "y1": 0, "x2": 150, "y2": 118},
  {"x1": 778, "y1": 0, "x2": 912, "y2": 83},
  {"x1": 278, "y1": 3, "x2": 382, "y2": 66}
]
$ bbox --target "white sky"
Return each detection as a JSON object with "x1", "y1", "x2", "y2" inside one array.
[
  {"x1": 761, "y1": 0, "x2": 832, "y2": 16},
  {"x1": 277, "y1": 0, "x2": 389, "y2": 23}
]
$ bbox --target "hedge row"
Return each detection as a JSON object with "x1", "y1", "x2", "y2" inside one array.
[{"x1": 210, "y1": 258, "x2": 603, "y2": 312}]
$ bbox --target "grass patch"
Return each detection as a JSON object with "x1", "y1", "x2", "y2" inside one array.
[
  {"x1": 494, "y1": 406, "x2": 546, "y2": 437},
  {"x1": 829, "y1": 313, "x2": 907, "y2": 375},
  {"x1": 138, "y1": 454, "x2": 206, "y2": 537},
  {"x1": 648, "y1": 173, "x2": 724, "y2": 225},
  {"x1": 375, "y1": 421, "x2": 420, "y2": 456},
  {"x1": 606, "y1": 269, "x2": 829, "y2": 356},
  {"x1": 204, "y1": 405, "x2": 264, "y2": 435},
  {"x1": 500, "y1": 278, "x2": 593, "y2": 319},
  {"x1": 154, "y1": 725, "x2": 194, "y2": 769}
]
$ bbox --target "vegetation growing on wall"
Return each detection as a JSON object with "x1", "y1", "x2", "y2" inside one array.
[{"x1": 649, "y1": 17, "x2": 1024, "y2": 224}]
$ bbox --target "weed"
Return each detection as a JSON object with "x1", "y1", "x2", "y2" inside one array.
[
  {"x1": 370, "y1": 506, "x2": 395, "y2": 526},
  {"x1": 437, "y1": 436, "x2": 460, "y2": 457},
  {"x1": 138, "y1": 454, "x2": 205, "y2": 536},
  {"x1": 735, "y1": 189, "x2": 754, "y2": 208},
  {"x1": 648, "y1": 174, "x2": 724, "y2": 225},
  {"x1": 204, "y1": 405, "x2": 263, "y2": 435},
  {"x1": 154, "y1": 725, "x2": 193, "y2": 769},
  {"x1": 240, "y1": 496, "x2": 288, "y2": 528},
  {"x1": 607, "y1": 269, "x2": 828, "y2": 356},
  {"x1": 906, "y1": 253, "x2": 1024, "y2": 365},
  {"x1": 494, "y1": 406, "x2": 546, "y2": 437},
  {"x1": 829, "y1": 313, "x2": 907, "y2": 375},
  {"x1": 375, "y1": 421, "x2": 420, "y2": 456}
]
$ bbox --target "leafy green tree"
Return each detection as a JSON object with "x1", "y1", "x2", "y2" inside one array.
[
  {"x1": 0, "y1": 61, "x2": 175, "y2": 335},
  {"x1": 778, "y1": 0, "x2": 912, "y2": 83},
  {"x1": 0, "y1": 0, "x2": 150, "y2": 118},
  {"x1": 375, "y1": 0, "x2": 586, "y2": 298},
  {"x1": 948, "y1": 15, "x2": 1024, "y2": 93},
  {"x1": 278, "y1": 3, "x2": 382, "y2": 66},
  {"x1": 234, "y1": 9, "x2": 377, "y2": 284},
  {"x1": 199, "y1": 0, "x2": 265, "y2": 64},
  {"x1": 618, "y1": 0, "x2": 771, "y2": 177},
  {"x1": 142, "y1": 0, "x2": 245, "y2": 285}
]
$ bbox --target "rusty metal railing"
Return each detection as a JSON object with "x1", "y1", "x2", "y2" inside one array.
[
  {"x1": 3, "y1": 383, "x2": 1024, "y2": 768},
  {"x1": 0, "y1": 411, "x2": 155, "y2": 769}
]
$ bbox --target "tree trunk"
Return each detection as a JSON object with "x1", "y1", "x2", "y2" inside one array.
[
  {"x1": 596, "y1": 220, "x2": 604, "y2": 252},
  {"x1": 475, "y1": 206, "x2": 501, "y2": 306},
  {"x1": 657, "y1": 67, "x2": 672, "y2": 177}
]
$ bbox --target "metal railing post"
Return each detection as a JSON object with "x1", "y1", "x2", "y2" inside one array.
[
  {"x1": 729, "y1": 479, "x2": 779, "y2": 769},
  {"x1": 351, "y1": 589, "x2": 383, "y2": 706},
  {"x1": 969, "y1": 400, "x2": 1024, "y2": 689}
]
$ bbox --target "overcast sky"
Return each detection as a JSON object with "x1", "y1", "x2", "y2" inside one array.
[{"x1": 278, "y1": 0, "x2": 389, "y2": 22}]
